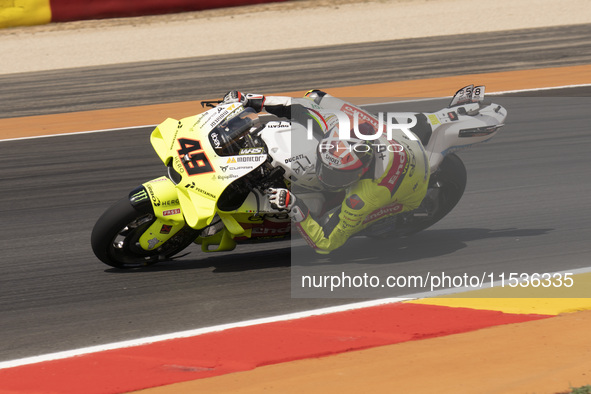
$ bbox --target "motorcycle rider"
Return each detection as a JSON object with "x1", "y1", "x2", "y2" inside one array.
[{"x1": 222, "y1": 90, "x2": 432, "y2": 254}]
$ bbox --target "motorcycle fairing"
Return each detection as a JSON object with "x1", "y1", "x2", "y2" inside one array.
[
  {"x1": 423, "y1": 86, "x2": 506, "y2": 171},
  {"x1": 259, "y1": 121, "x2": 323, "y2": 191},
  {"x1": 150, "y1": 104, "x2": 267, "y2": 231},
  {"x1": 137, "y1": 176, "x2": 186, "y2": 251}
]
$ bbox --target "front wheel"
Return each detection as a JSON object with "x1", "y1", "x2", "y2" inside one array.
[{"x1": 91, "y1": 198, "x2": 199, "y2": 269}]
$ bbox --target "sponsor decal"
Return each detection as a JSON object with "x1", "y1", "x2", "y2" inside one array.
[
  {"x1": 237, "y1": 217, "x2": 291, "y2": 238},
  {"x1": 194, "y1": 112, "x2": 209, "y2": 125},
  {"x1": 362, "y1": 203, "x2": 404, "y2": 224},
  {"x1": 379, "y1": 150, "x2": 408, "y2": 194},
  {"x1": 250, "y1": 226, "x2": 290, "y2": 236},
  {"x1": 399, "y1": 141, "x2": 417, "y2": 177},
  {"x1": 246, "y1": 213, "x2": 290, "y2": 222},
  {"x1": 208, "y1": 109, "x2": 230, "y2": 128},
  {"x1": 160, "y1": 225, "x2": 173, "y2": 234},
  {"x1": 323, "y1": 152, "x2": 341, "y2": 166},
  {"x1": 161, "y1": 199, "x2": 179, "y2": 206},
  {"x1": 264, "y1": 122, "x2": 291, "y2": 129},
  {"x1": 229, "y1": 165, "x2": 254, "y2": 171},
  {"x1": 346, "y1": 194, "x2": 365, "y2": 210},
  {"x1": 341, "y1": 104, "x2": 380, "y2": 131},
  {"x1": 163, "y1": 208, "x2": 181, "y2": 216},
  {"x1": 248, "y1": 215, "x2": 265, "y2": 222},
  {"x1": 285, "y1": 154, "x2": 306, "y2": 164},
  {"x1": 173, "y1": 156, "x2": 185, "y2": 174},
  {"x1": 238, "y1": 156, "x2": 263, "y2": 163},
  {"x1": 210, "y1": 132, "x2": 221, "y2": 148},
  {"x1": 168, "y1": 121, "x2": 182, "y2": 150},
  {"x1": 145, "y1": 183, "x2": 161, "y2": 207},
  {"x1": 184, "y1": 182, "x2": 217, "y2": 199},
  {"x1": 130, "y1": 189, "x2": 148, "y2": 202},
  {"x1": 226, "y1": 156, "x2": 264, "y2": 164},
  {"x1": 239, "y1": 147, "x2": 265, "y2": 155},
  {"x1": 147, "y1": 237, "x2": 160, "y2": 249},
  {"x1": 217, "y1": 174, "x2": 240, "y2": 181},
  {"x1": 427, "y1": 114, "x2": 441, "y2": 126},
  {"x1": 206, "y1": 103, "x2": 239, "y2": 129},
  {"x1": 387, "y1": 153, "x2": 407, "y2": 185},
  {"x1": 448, "y1": 111, "x2": 458, "y2": 121}
]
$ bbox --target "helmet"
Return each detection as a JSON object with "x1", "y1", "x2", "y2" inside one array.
[{"x1": 316, "y1": 134, "x2": 373, "y2": 190}]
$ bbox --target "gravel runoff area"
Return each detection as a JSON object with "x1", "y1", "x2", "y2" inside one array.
[{"x1": 1, "y1": 0, "x2": 590, "y2": 75}]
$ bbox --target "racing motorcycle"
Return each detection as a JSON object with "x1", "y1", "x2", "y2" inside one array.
[{"x1": 91, "y1": 85, "x2": 507, "y2": 268}]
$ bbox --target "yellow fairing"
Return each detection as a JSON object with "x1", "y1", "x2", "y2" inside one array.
[
  {"x1": 196, "y1": 228, "x2": 237, "y2": 252},
  {"x1": 138, "y1": 176, "x2": 185, "y2": 251},
  {"x1": 150, "y1": 106, "x2": 267, "y2": 236}
]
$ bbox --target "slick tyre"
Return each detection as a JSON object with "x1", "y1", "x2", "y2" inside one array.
[
  {"x1": 91, "y1": 197, "x2": 198, "y2": 269},
  {"x1": 397, "y1": 153, "x2": 468, "y2": 236},
  {"x1": 427, "y1": 152, "x2": 467, "y2": 224}
]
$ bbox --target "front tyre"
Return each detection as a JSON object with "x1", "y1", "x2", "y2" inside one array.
[{"x1": 91, "y1": 198, "x2": 199, "y2": 269}]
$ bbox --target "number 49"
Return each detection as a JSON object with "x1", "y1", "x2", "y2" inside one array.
[{"x1": 177, "y1": 138, "x2": 214, "y2": 176}]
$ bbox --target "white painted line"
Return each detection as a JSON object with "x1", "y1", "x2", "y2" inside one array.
[
  {"x1": 0, "y1": 297, "x2": 412, "y2": 370},
  {"x1": 0, "y1": 124, "x2": 157, "y2": 143},
  {"x1": 491, "y1": 83, "x2": 591, "y2": 95},
  {"x1": 1, "y1": 265, "x2": 590, "y2": 370},
  {"x1": 1, "y1": 82, "x2": 590, "y2": 370},
  {"x1": 363, "y1": 83, "x2": 591, "y2": 107},
  {"x1": 1, "y1": 83, "x2": 589, "y2": 143}
]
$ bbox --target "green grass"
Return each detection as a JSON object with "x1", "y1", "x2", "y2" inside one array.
[{"x1": 566, "y1": 385, "x2": 591, "y2": 394}]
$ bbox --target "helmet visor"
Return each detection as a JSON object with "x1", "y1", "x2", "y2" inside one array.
[{"x1": 317, "y1": 162, "x2": 362, "y2": 190}]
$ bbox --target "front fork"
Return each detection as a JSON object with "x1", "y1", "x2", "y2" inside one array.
[{"x1": 129, "y1": 177, "x2": 187, "y2": 251}]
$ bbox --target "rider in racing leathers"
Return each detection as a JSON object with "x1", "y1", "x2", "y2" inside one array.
[{"x1": 222, "y1": 90, "x2": 433, "y2": 254}]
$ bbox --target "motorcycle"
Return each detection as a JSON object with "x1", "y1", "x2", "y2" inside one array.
[{"x1": 91, "y1": 85, "x2": 507, "y2": 268}]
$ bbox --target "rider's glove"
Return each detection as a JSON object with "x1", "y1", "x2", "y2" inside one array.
[
  {"x1": 267, "y1": 188, "x2": 295, "y2": 211},
  {"x1": 222, "y1": 90, "x2": 247, "y2": 105},
  {"x1": 222, "y1": 91, "x2": 265, "y2": 112},
  {"x1": 266, "y1": 188, "x2": 308, "y2": 222}
]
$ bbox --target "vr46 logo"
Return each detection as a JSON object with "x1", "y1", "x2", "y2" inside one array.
[{"x1": 177, "y1": 138, "x2": 214, "y2": 176}]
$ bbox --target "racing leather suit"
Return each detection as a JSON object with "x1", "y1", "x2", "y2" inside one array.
[{"x1": 241, "y1": 91, "x2": 431, "y2": 254}]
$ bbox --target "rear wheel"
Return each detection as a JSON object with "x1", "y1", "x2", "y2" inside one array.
[
  {"x1": 91, "y1": 198, "x2": 199, "y2": 269},
  {"x1": 396, "y1": 153, "x2": 467, "y2": 235},
  {"x1": 364, "y1": 153, "x2": 467, "y2": 239}
]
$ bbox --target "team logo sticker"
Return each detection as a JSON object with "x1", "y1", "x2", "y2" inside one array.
[{"x1": 346, "y1": 194, "x2": 365, "y2": 210}]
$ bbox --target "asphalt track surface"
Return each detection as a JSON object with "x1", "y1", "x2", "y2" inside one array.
[
  {"x1": 2, "y1": 23, "x2": 591, "y2": 118},
  {"x1": 1, "y1": 25, "x2": 590, "y2": 362}
]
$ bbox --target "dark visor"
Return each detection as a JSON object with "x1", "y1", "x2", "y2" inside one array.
[{"x1": 317, "y1": 163, "x2": 361, "y2": 189}]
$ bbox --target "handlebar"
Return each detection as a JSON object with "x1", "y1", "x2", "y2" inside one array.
[{"x1": 201, "y1": 100, "x2": 223, "y2": 108}]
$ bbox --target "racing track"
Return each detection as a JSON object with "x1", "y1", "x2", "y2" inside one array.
[{"x1": 0, "y1": 24, "x2": 590, "y2": 362}]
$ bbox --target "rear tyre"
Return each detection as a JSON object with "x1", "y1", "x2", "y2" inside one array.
[
  {"x1": 363, "y1": 153, "x2": 467, "y2": 239},
  {"x1": 91, "y1": 197, "x2": 199, "y2": 269},
  {"x1": 397, "y1": 153, "x2": 467, "y2": 235}
]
